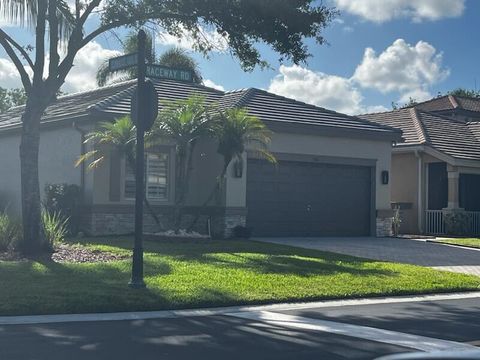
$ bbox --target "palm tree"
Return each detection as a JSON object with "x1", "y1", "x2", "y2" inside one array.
[
  {"x1": 151, "y1": 95, "x2": 214, "y2": 231},
  {"x1": 96, "y1": 31, "x2": 156, "y2": 87},
  {"x1": 75, "y1": 116, "x2": 164, "y2": 229},
  {"x1": 97, "y1": 34, "x2": 202, "y2": 86},
  {"x1": 188, "y1": 108, "x2": 276, "y2": 231},
  {"x1": 157, "y1": 48, "x2": 202, "y2": 84}
]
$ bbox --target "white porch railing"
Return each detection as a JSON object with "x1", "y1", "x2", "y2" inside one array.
[
  {"x1": 425, "y1": 210, "x2": 445, "y2": 235},
  {"x1": 425, "y1": 210, "x2": 480, "y2": 235}
]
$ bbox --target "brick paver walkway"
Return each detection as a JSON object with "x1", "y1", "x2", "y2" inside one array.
[{"x1": 258, "y1": 237, "x2": 480, "y2": 276}]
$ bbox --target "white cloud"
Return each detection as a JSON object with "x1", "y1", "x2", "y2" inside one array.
[
  {"x1": 267, "y1": 65, "x2": 387, "y2": 115},
  {"x1": 0, "y1": 58, "x2": 23, "y2": 88},
  {"x1": 62, "y1": 41, "x2": 120, "y2": 93},
  {"x1": 352, "y1": 39, "x2": 449, "y2": 102},
  {"x1": 333, "y1": 0, "x2": 465, "y2": 23},
  {"x1": 0, "y1": 41, "x2": 119, "y2": 93},
  {"x1": 157, "y1": 26, "x2": 228, "y2": 52},
  {"x1": 203, "y1": 79, "x2": 225, "y2": 91}
]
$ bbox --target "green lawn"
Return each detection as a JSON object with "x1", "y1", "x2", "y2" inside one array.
[
  {"x1": 1, "y1": 237, "x2": 479, "y2": 316},
  {"x1": 436, "y1": 238, "x2": 480, "y2": 249}
]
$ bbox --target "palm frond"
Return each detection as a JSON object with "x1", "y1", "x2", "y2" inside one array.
[{"x1": 0, "y1": 0, "x2": 74, "y2": 41}]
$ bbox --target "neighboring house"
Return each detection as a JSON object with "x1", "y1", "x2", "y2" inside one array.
[
  {"x1": 0, "y1": 78, "x2": 400, "y2": 238},
  {"x1": 361, "y1": 95, "x2": 480, "y2": 235}
]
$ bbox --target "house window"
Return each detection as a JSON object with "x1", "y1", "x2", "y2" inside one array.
[{"x1": 124, "y1": 152, "x2": 169, "y2": 201}]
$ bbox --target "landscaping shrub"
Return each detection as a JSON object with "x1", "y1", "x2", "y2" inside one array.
[
  {"x1": 232, "y1": 225, "x2": 252, "y2": 239},
  {"x1": 42, "y1": 210, "x2": 69, "y2": 248},
  {"x1": 0, "y1": 212, "x2": 22, "y2": 251},
  {"x1": 44, "y1": 184, "x2": 81, "y2": 236},
  {"x1": 444, "y1": 211, "x2": 471, "y2": 236}
]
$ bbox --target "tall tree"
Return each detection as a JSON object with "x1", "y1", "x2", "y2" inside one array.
[{"x1": 0, "y1": 0, "x2": 336, "y2": 254}]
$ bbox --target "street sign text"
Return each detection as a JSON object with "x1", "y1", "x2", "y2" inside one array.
[{"x1": 146, "y1": 64, "x2": 193, "y2": 82}]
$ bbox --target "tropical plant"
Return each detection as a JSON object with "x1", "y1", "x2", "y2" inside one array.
[
  {"x1": 41, "y1": 209, "x2": 69, "y2": 248},
  {"x1": 0, "y1": 212, "x2": 22, "y2": 252},
  {"x1": 0, "y1": 0, "x2": 335, "y2": 254},
  {"x1": 75, "y1": 116, "x2": 164, "y2": 229},
  {"x1": 44, "y1": 183, "x2": 82, "y2": 236},
  {"x1": 151, "y1": 96, "x2": 215, "y2": 231},
  {"x1": 188, "y1": 108, "x2": 276, "y2": 231}
]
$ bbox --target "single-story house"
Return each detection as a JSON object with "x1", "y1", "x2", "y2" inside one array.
[
  {"x1": 361, "y1": 95, "x2": 480, "y2": 235},
  {"x1": 0, "y1": 78, "x2": 400, "y2": 238}
]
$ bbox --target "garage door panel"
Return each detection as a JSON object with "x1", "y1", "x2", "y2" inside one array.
[{"x1": 246, "y1": 159, "x2": 372, "y2": 237}]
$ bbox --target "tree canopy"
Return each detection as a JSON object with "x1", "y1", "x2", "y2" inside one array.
[{"x1": 0, "y1": 88, "x2": 27, "y2": 113}]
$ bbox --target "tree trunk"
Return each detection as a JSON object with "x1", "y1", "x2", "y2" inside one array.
[
  {"x1": 187, "y1": 159, "x2": 230, "y2": 232},
  {"x1": 19, "y1": 98, "x2": 46, "y2": 254}
]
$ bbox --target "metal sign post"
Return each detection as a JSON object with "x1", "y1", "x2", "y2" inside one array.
[{"x1": 128, "y1": 30, "x2": 147, "y2": 289}]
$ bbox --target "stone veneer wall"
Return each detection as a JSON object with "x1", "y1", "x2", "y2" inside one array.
[
  {"x1": 376, "y1": 217, "x2": 393, "y2": 237},
  {"x1": 80, "y1": 206, "x2": 247, "y2": 239}
]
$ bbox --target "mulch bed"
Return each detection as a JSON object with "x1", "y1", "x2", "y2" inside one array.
[{"x1": 0, "y1": 243, "x2": 128, "y2": 263}]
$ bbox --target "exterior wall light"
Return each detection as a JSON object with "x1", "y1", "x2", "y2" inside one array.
[
  {"x1": 381, "y1": 170, "x2": 389, "y2": 185},
  {"x1": 233, "y1": 159, "x2": 243, "y2": 178}
]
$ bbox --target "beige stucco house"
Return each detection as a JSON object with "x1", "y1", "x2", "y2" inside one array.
[
  {"x1": 0, "y1": 79, "x2": 400, "y2": 238},
  {"x1": 361, "y1": 95, "x2": 480, "y2": 235}
]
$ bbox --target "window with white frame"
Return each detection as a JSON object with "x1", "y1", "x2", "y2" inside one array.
[{"x1": 124, "y1": 152, "x2": 169, "y2": 201}]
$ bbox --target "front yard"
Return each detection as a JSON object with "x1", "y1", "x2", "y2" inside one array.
[{"x1": 1, "y1": 237, "x2": 480, "y2": 316}]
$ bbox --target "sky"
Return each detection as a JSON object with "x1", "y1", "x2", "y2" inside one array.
[{"x1": 1, "y1": 0, "x2": 479, "y2": 115}]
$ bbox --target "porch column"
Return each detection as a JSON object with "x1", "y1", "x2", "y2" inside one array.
[{"x1": 446, "y1": 166, "x2": 460, "y2": 209}]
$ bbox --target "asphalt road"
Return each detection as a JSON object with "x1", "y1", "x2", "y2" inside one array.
[{"x1": 1, "y1": 296, "x2": 479, "y2": 360}]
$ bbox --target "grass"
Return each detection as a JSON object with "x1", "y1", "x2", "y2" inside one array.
[
  {"x1": 1, "y1": 237, "x2": 480, "y2": 316},
  {"x1": 436, "y1": 238, "x2": 480, "y2": 249}
]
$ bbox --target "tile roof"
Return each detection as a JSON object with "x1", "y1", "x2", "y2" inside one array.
[
  {"x1": 0, "y1": 78, "x2": 398, "y2": 138},
  {"x1": 360, "y1": 109, "x2": 480, "y2": 161},
  {"x1": 413, "y1": 94, "x2": 480, "y2": 113}
]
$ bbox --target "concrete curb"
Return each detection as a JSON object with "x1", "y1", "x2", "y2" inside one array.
[{"x1": 1, "y1": 291, "x2": 480, "y2": 326}]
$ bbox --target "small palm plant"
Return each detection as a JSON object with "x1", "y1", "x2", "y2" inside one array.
[
  {"x1": 75, "y1": 116, "x2": 163, "y2": 228},
  {"x1": 189, "y1": 108, "x2": 276, "y2": 230},
  {"x1": 151, "y1": 95, "x2": 215, "y2": 231}
]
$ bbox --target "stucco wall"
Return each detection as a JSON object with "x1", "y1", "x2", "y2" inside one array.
[
  {"x1": 0, "y1": 127, "x2": 82, "y2": 216},
  {"x1": 229, "y1": 132, "x2": 393, "y2": 211},
  {"x1": 391, "y1": 152, "x2": 419, "y2": 233}
]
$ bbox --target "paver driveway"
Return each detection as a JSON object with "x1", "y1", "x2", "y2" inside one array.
[{"x1": 257, "y1": 237, "x2": 480, "y2": 276}]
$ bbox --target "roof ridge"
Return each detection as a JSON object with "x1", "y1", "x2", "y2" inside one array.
[
  {"x1": 226, "y1": 88, "x2": 257, "y2": 108},
  {"x1": 448, "y1": 94, "x2": 459, "y2": 108},
  {"x1": 410, "y1": 108, "x2": 429, "y2": 144}
]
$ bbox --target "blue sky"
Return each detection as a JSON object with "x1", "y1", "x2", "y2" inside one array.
[{"x1": 0, "y1": 0, "x2": 478, "y2": 114}]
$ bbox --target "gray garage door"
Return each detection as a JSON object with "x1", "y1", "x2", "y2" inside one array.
[{"x1": 246, "y1": 159, "x2": 373, "y2": 237}]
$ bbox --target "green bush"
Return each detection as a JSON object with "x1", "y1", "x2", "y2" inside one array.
[
  {"x1": 44, "y1": 184, "x2": 81, "y2": 236},
  {"x1": 0, "y1": 212, "x2": 22, "y2": 252},
  {"x1": 444, "y1": 212, "x2": 471, "y2": 236},
  {"x1": 42, "y1": 210, "x2": 69, "y2": 248}
]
